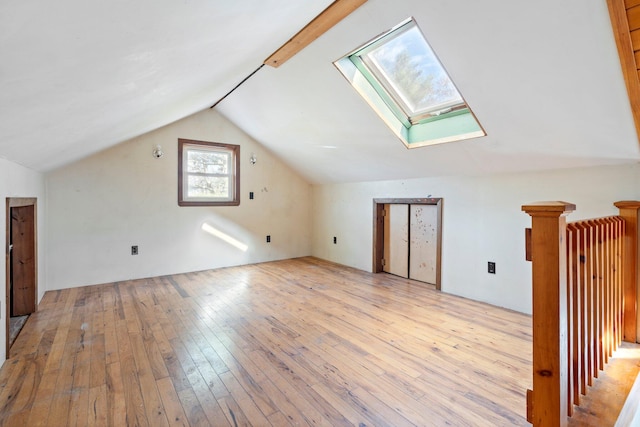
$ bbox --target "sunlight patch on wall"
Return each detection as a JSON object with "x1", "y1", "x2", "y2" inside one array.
[{"x1": 201, "y1": 222, "x2": 249, "y2": 252}]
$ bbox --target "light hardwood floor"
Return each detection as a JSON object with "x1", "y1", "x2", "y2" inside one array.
[{"x1": 1, "y1": 257, "x2": 538, "y2": 426}]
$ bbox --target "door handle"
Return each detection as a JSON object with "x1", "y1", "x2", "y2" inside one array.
[{"x1": 8, "y1": 244, "x2": 12, "y2": 252}]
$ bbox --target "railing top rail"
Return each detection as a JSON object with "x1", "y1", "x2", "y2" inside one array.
[{"x1": 568, "y1": 215, "x2": 624, "y2": 227}]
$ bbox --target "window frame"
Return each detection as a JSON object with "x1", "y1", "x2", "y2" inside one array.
[{"x1": 178, "y1": 138, "x2": 240, "y2": 207}]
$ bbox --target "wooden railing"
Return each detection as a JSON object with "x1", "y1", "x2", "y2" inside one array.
[
  {"x1": 522, "y1": 201, "x2": 640, "y2": 427},
  {"x1": 566, "y1": 216, "x2": 624, "y2": 415}
]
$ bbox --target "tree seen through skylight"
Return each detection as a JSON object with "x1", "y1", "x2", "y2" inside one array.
[{"x1": 366, "y1": 25, "x2": 462, "y2": 115}]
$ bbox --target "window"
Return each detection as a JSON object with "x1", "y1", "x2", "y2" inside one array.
[
  {"x1": 334, "y1": 18, "x2": 485, "y2": 148},
  {"x1": 178, "y1": 139, "x2": 240, "y2": 206}
]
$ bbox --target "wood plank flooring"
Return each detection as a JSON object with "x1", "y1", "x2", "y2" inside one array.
[
  {"x1": 0, "y1": 257, "x2": 539, "y2": 426},
  {"x1": 568, "y1": 342, "x2": 640, "y2": 427}
]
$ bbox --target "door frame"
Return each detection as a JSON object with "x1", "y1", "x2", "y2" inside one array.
[
  {"x1": 5, "y1": 197, "x2": 38, "y2": 358},
  {"x1": 373, "y1": 197, "x2": 442, "y2": 290}
]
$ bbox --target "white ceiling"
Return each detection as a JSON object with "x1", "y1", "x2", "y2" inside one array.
[
  {"x1": 0, "y1": 0, "x2": 332, "y2": 171},
  {"x1": 2, "y1": 0, "x2": 639, "y2": 183}
]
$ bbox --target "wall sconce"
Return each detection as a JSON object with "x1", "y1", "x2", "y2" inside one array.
[
  {"x1": 152, "y1": 144, "x2": 163, "y2": 159},
  {"x1": 250, "y1": 152, "x2": 257, "y2": 165}
]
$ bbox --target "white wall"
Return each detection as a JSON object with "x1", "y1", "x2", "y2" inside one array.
[
  {"x1": 312, "y1": 163, "x2": 640, "y2": 314},
  {"x1": 45, "y1": 109, "x2": 312, "y2": 290},
  {"x1": 0, "y1": 158, "x2": 46, "y2": 365}
]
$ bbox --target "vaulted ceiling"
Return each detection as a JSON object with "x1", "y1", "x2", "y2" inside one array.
[{"x1": 2, "y1": 0, "x2": 639, "y2": 183}]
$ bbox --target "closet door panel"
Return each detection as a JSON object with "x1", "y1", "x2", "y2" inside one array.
[
  {"x1": 409, "y1": 204, "x2": 438, "y2": 284},
  {"x1": 383, "y1": 204, "x2": 409, "y2": 278}
]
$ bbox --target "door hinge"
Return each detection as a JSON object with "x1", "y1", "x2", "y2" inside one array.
[
  {"x1": 381, "y1": 209, "x2": 386, "y2": 217},
  {"x1": 381, "y1": 259, "x2": 386, "y2": 267}
]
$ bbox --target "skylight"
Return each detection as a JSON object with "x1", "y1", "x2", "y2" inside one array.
[{"x1": 335, "y1": 18, "x2": 485, "y2": 148}]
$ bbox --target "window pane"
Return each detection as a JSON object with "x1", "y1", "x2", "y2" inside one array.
[
  {"x1": 365, "y1": 25, "x2": 462, "y2": 115},
  {"x1": 187, "y1": 175, "x2": 229, "y2": 199},
  {"x1": 187, "y1": 150, "x2": 229, "y2": 174}
]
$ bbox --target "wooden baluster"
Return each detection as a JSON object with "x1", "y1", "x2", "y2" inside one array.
[
  {"x1": 612, "y1": 219, "x2": 616, "y2": 346},
  {"x1": 593, "y1": 219, "x2": 604, "y2": 374},
  {"x1": 567, "y1": 225, "x2": 574, "y2": 415},
  {"x1": 576, "y1": 222, "x2": 588, "y2": 396},
  {"x1": 602, "y1": 218, "x2": 611, "y2": 364},
  {"x1": 611, "y1": 219, "x2": 616, "y2": 350},
  {"x1": 609, "y1": 219, "x2": 616, "y2": 353},
  {"x1": 596, "y1": 220, "x2": 605, "y2": 371},
  {"x1": 611, "y1": 217, "x2": 620, "y2": 352},
  {"x1": 567, "y1": 224, "x2": 580, "y2": 411},
  {"x1": 607, "y1": 219, "x2": 615, "y2": 355},
  {"x1": 522, "y1": 202, "x2": 575, "y2": 427},
  {"x1": 608, "y1": 219, "x2": 616, "y2": 353},
  {"x1": 609, "y1": 218, "x2": 615, "y2": 353},
  {"x1": 614, "y1": 201, "x2": 640, "y2": 343},
  {"x1": 585, "y1": 221, "x2": 596, "y2": 384},
  {"x1": 615, "y1": 217, "x2": 624, "y2": 348},
  {"x1": 618, "y1": 217, "x2": 625, "y2": 346},
  {"x1": 598, "y1": 219, "x2": 605, "y2": 366}
]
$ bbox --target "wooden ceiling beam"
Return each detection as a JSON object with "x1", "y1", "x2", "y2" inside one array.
[
  {"x1": 608, "y1": 0, "x2": 640, "y2": 143},
  {"x1": 264, "y1": 0, "x2": 368, "y2": 68}
]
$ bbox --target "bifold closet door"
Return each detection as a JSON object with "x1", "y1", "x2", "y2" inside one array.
[
  {"x1": 383, "y1": 204, "x2": 409, "y2": 278},
  {"x1": 409, "y1": 204, "x2": 438, "y2": 284}
]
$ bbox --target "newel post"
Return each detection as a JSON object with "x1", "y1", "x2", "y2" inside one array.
[
  {"x1": 614, "y1": 201, "x2": 640, "y2": 343},
  {"x1": 522, "y1": 201, "x2": 576, "y2": 427}
]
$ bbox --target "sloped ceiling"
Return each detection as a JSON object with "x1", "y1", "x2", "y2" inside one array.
[
  {"x1": 0, "y1": 0, "x2": 332, "y2": 171},
  {"x1": 2, "y1": 0, "x2": 639, "y2": 184},
  {"x1": 218, "y1": 0, "x2": 640, "y2": 183}
]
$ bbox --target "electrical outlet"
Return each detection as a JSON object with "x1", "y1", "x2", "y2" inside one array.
[
  {"x1": 131, "y1": 245, "x2": 138, "y2": 255},
  {"x1": 488, "y1": 261, "x2": 496, "y2": 274},
  {"x1": 249, "y1": 192, "x2": 254, "y2": 200},
  {"x1": 333, "y1": 236, "x2": 337, "y2": 244},
  {"x1": 266, "y1": 235, "x2": 271, "y2": 243}
]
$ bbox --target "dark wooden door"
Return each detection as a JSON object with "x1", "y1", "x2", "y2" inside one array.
[{"x1": 10, "y1": 205, "x2": 36, "y2": 316}]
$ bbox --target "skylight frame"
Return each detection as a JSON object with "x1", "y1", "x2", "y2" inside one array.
[{"x1": 334, "y1": 17, "x2": 485, "y2": 149}]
